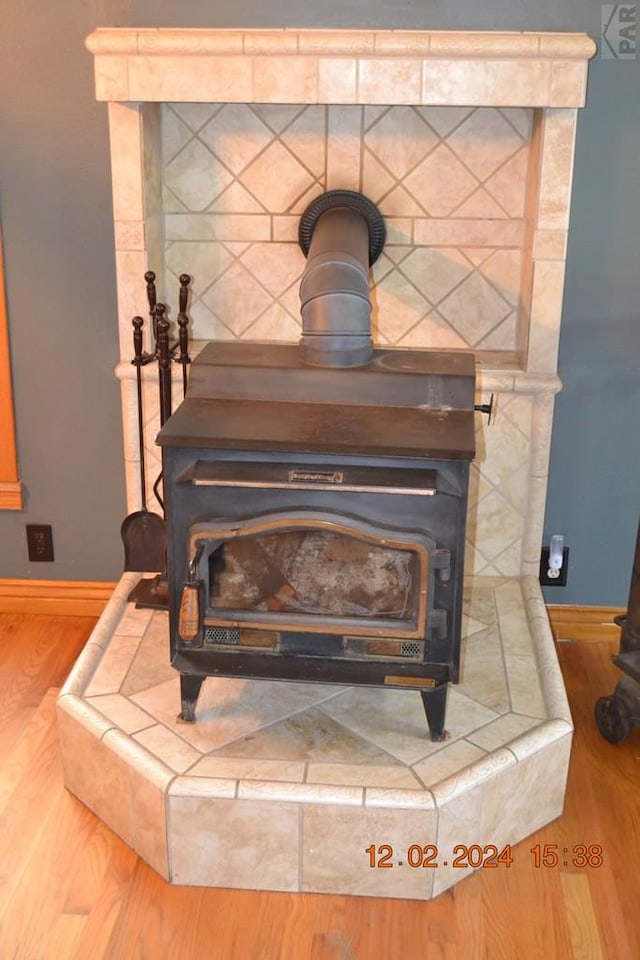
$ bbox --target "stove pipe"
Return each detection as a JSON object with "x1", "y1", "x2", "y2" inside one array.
[{"x1": 297, "y1": 190, "x2": 386, "y2": 368}]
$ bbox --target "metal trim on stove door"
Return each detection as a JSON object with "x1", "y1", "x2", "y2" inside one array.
[{"x1": 186, "y1": 510, "x2": 433, "y2": 640}]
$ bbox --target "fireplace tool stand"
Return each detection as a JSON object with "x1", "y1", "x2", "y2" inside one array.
[
  {"x1": 595, "y1": 514, "x2": 640, "y2": 743},
  {"x1": 127, "y1": 271, "x2": 192, "y2": 610}
]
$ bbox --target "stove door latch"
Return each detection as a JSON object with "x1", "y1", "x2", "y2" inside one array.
[{"x1": 433, "y1": 549, "x2": 451, "y2": 583}]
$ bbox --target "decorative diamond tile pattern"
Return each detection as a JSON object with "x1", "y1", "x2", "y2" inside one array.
[
  {"x1": 154, "y1": 104, "x2": 535, "y2": 572},
  {"x1": 161, "y1": 103, "x2": 532, "y2": 353}
]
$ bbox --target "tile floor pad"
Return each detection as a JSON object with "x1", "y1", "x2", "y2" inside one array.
[{"x1": 57, "y1": 572, "x2": 572, "y2": 899}]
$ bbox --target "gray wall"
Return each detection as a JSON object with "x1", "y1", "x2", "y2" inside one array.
[{"x1": 0, "y1": 1, "x2": 638, "y2": 604}]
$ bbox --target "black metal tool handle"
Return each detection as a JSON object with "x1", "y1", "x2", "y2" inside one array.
[
  {"x1": 132, "y1": 316, "x2": 148, "y2": 510},
  {"x1": 156, "y1": 302, "x2": 172, "y2": 427},
  {"x1": 145, "y1": 270, "x2": 158, "y2": 346},
  {"x1": 177, "y1": 273, "x2": 191, "y2": 398}
]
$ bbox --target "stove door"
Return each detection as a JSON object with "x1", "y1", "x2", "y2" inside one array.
[{"x1": 184, "y1": 511, "x2": 433, "y2": 641}]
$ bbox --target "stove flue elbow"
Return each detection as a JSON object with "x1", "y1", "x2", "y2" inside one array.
[{"x1": 297, "y1": 190, "x2": 385, "y2": 368}]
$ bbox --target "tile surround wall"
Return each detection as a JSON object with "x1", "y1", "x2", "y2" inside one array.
[{"x1": 87, "y1": 28, "x2": 595, "y2": 577}]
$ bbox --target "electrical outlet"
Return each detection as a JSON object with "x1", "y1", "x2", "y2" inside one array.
[
  {"x1": 539, "y1": 545, "x2": 569, "y2": 586},
  {"x1": 26, "y1": 524, "x2": 54, "y2": 562}
]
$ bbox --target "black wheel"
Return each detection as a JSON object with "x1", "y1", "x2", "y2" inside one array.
[{"x1": 595, "y1": 695, "x2": 632, "y2": 744}]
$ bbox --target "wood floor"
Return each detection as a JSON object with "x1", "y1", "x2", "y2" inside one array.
[{"x1": 0, "y1": 613, "x2": 638, "y2": 960}]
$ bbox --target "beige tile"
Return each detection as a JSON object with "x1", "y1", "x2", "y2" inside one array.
[
  {"x1": 252, "y1": 56, "x2": 318, "y2": 103},
  {"x1": 243, "y1": 32, "x2": 298, "y2": 55},
  {"x1": 534, "y1": 229, "x2": 568, "y2": 260},
  {"x1": 246, "y1": 303, "x2": 301, "y2": 342},
  {"x1": 212, "y1": 705, "x2": 397, "y2": 764},
  {"x1": 414, "y1": 218, "x2": 524, "y2": 247},
  {"x1": 538, "y1": 34, "x2": 597, "y2": 58},
  {"x1": 169, "y1": 796, "x2": 300, "y2": 890},
  {"x1": 94, "y1": 55, "x2": 129, "y2": 101},
  {"x1": 374, "y1": 32, "x2": 431, "y2": 55},
  {"x1": 272, "y1": 215, "x2": 299, "y2": 242},
  {"x1": 57, "y1": 708, "x2": 134, "y2": 852},
  {"x1": 494, "y1": 580, "x2": 531, "y2": 654},
  {"x1": 103, "y1": 729, "x2": 173, "y2": 879},
  {"x1": 240, "y1": 140, "x2": 316, "y2": 213},
  {"x1": 238, "y1": 779, "x2": 363, "y2": 806},
  {"x1": 86, "y1": 693, "x2": 156, "y2": 734},
  {"x1": 527, "y1": 259, "x2": 566, "y2": 373},
  {"x1": 428, "y1": 33, "x2": 539, "y2": 57},
  {"x1": 481, "y1": 733, "x2": 572, "y2": 849},
  {"x1": 169, "y1": 775, "x2": 237, "y2": 799},
  {"x1": 318, "y1": 58, "x2": 357, "y2": 103},
  {"x1": 432, "y1": 782, "x2": 484, "y2": 895},
  {"x1": 133, "y1": 723, "x2": 204, "y2": 773},
  {"x1": 322, "y1": 686, "x2": 499, "y2": 766},
  {"x1": 165, "y1": 213, "x2": 271, "y2": 243},
  {"x1": 84, "y1": 634, "x2": 141, "y2": 698},
  {"x1": 59, "y1": 642, "x2": 106, "y2": 698},
  {"x1": 191, "y1": 756, "x2": 305, "y2": 782},
  {"x1": 484, "y1": 147, "x2": 530, "y2": 217},
  {"x1": 431, "y1": 746, "x2": 516, "y2": 807},
  {"x1": 473, "y1": 491, "x2": 524, "y2": 569},
  {"x1": 281, "y1": 105, "x2": 326, "y2": 177},
  {"x1": 240, "y1": 242, "x2": 303, "y2": 298},
  {"x1": 114, "y1": 220, "x2": 145, "y2": 252},
  {"x1": 86, "y1": 28, "x2": 139, "y2": 55},
  {"x1": 129, "y1": 55, "x2": 253, "y2": 102},
  {"x1": 458, "y1": 626, "x2": 510, "y2": 713},
  {"x1": 536, "y1": 109, "x2": 578, "y2": 230},
  {"x1": 550, "y1": 60, "x2": 588, "y2": 107},
  {"x1": 507, "y1": 718, "x2": 573, "y2": 761},
  {"x1": 307, "y1": 762, "x2": 420, "y2": 790},
  {"x1": 364, "y1": 787, "x2": 436, "y2": 810},
  {"x1": 114, "y1": 249, "x2": 150, "y2": 356},
  {"x1": 467, "y1": 714, "x2": 542, "y2": 752},
  {"x1": 358, "y1": 58, "x2": 422, "y2": 104},
  {"x1": 131, "y1": 675, "x2": 343, "y2": 754},
  {"x1": 423, "y1": 60, "x2": 551, "y2": 107},
  {"x1": 326, "y1": 106, "x2": 362, "y2": 189},
  {"x1": 504, "y1": 653, "x2": 547, "y2": 719},
  {"x1": 412, "y1": 739, "x2": 487, "y2": 789},
  {"x1": 300, "y1": 31, "x2": 375, "y2": 55},
  {"x1": 117, "y1": 603, "x2": 154, "y2": 637},
  {"x1": 302, "y1": 803, "x2": 437, "y2": 898},
  {"x1": 108, "y1": 103, "x2": 145, "y2": 222}
]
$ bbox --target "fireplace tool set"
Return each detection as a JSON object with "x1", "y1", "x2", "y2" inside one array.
[{"x1": 122, "y1": 270, "x2": 192, "y2": 609}]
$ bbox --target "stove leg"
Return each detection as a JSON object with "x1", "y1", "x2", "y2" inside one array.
[
  {"x1": 179, "y1": 673, "x2": 205, "y2": 722},
  {"x1": 421, "y1": 684, "x2": 447, "y2": 741}
]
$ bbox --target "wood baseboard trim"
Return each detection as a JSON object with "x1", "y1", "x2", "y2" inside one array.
[
  {"x1": 0, "y1": 579, "x2": 118, "y2": 617},
  {"x1": 547, "y1": 604, "x2": 624, "y2": 642},
  {"x1": 0, "y1": 481, "x2": 23, "y2": 510}
]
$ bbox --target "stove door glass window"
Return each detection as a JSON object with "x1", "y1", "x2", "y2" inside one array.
[{"x1": 190, "y1": 514, "x2": 431, "y2": 638}]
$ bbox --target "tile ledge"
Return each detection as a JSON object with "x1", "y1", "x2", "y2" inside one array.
[{"x1": 86, "y1": 28, "x2": 596, "y2": 62}]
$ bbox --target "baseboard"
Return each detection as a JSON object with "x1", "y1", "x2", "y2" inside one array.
[
  {"x1": 546, "y1": 604, "x2": 625, "y2": 642},
  {"x1": 0, "y1": 581, "x2": 627, "y2": 638},
  {"x1": 0, "y1": 579, "x2": 118, "y2": 617}
]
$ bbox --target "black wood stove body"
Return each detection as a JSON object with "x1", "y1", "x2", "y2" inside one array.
[
  {"x1": 156, "y1": 190, "x2": 475, "y2": 740},
  {"x1": 157, "y1": 341, "x2": 475, "y2": 740}
]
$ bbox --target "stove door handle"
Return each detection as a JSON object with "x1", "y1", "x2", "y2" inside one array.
[{"x1": 179, "y1": 582, "x2": 203, "y2": 642}]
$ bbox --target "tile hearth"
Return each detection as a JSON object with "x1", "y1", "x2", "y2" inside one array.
[{"x1": 57, "y1": 573, "x2": 572, "y2": 900}]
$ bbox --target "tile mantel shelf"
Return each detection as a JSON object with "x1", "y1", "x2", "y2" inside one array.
[{"x1": 86, "y1": 28, "x2": 595, "y2": 106}]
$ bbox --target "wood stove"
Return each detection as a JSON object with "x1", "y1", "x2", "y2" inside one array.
[{"x1": 157, "y1": 192, "x2": 476, "y2": 740}]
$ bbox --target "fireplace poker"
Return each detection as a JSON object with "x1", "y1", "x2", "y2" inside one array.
[
  {"x1": 120, "y1": 315, "x2": 166, "y2": 573},
  {"x1": 176, "y1": 273, "x2": 192, "y2": 399}
]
